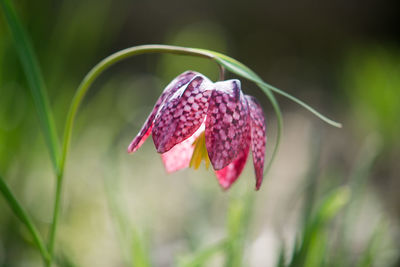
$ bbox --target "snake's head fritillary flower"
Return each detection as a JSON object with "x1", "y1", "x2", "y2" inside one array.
[{"x1": 128, "y1": 71, "x2": 267, "y2": 190}]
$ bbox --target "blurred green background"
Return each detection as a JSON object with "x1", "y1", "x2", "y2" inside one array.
[{"x1": 0, "y1": 0, "x2": 399, "y2": 266}]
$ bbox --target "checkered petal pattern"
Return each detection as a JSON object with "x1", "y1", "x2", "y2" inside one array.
[
  {"x1": 127, "y1": 71, "x2": 198, "y2": 153},
  {"x1": 215, "y1": 137, "x2": 250, "y2": 189},
  {"x1": 152, "y1": 75, "x2": 213, "y2": 153},
  {"x1": 128, "y1": 72, "x2": 268, "y2": 190},
  {"x1": 205, "y1": 80, "x2": 251, "y2": 170},
  {"x1": 245, "y1": 95, "x2": 267, "y2": 190}
]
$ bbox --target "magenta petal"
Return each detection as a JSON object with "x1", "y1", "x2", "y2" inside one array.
[
  {"x1": 127, "y1": 125, "x2": 153, "y2": 153},
  {"x1": 127, "y1": 71, "x2": 198, "y2": 153},
  {"x1": 245, "y1": 95, "x2": 267, "y2": 190},
  {"x1": 205, "y1": 80, "x2": 251, "y2": 170},
  {"x1": 152, "y1": 75, "x2": 213, "y2": 153},
  {"x1": 161, "y1": 124, "x2": 204, "y2": 173},
  {"x1": 215, "y1": 141, "x2": 250, "y2": 189}
]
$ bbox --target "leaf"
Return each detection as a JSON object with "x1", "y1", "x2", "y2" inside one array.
[
  {"x1": 276, "y1": 245, "x2": 286, "y2": 267},
  {"x1": 355, "y1": 220, "x2": 387, "y2": 267},
  {"x1": 201, "y1": 50, "x2": 342, "y2": 128},
  {"x1": 0, "y1": 174, "x2": 49, "y2": 262},
  {"x1": 197, "y1": 48, "x2": 341, "y2": 180},
  {"x1": 131, "y1": 229, "x2": 151, "y2": 267},
  {"x1": 0, "y1": 0, "x2": 60, "y2": 172},
  {"x1": 224, "y1": 193, "x2": 254, "y2": 267},
  {"x1": 178, "y1": 239, "x2": 228, "y2": 267},
  {"x1": 289, "y1": 186, "x2": 350, "y2": 267}
]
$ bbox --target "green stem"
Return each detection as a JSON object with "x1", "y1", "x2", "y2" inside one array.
[
  {"x1": 46, "y1": 45, "x2": 219, "y2": 267},
  {"x1": 0, "y1": 175, "x2": 50, "y2": 263}
]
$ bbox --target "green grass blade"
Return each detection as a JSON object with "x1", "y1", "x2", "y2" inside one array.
[
  {"x1": 224, "y1": 194, "x2": 254, "y2": 267},
  {"x1": 276, "y1": 245, "x2": 286, "y2": 267},
  {"x1": 0, "y1": 0, "x2": 60, "y2": 172},
  {"x1": 263, "y1": 84, "x2": 342, "y2": 128},
  {"x1": 334, "y1": 135, "x2": 382, "y2": 266},
  {"x1": 289, "y1": 187, "x2": 350, "y2": 267},
  {"x1": 131, "y1": 229, "x2": 151, "y2": 267},
  {"x1": 200, "y1": 50, "x2": 340, "y2": 181},
  {"x1": 178, "y1": 239, "x2": 228, "y2": 267},
  {"x1": 356, "y1": 220, "x2": 387, "y2": 267},
  {"x1": 302, "y1": 131, "x2": 322, "y2": 229},
  {"x1": 55, "y1": 251, "x2": 80, "y2": 267},
  {"x1": 0, "y1": 174, "x2": 50, "y2": 262}
]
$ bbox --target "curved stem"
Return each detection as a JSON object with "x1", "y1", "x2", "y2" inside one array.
[{"x1": 47, "y1": 45, "x2": 220, "y2": 266}]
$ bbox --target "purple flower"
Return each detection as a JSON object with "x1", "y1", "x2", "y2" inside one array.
[{"x1": 128, "y1": 71, "x2": 267, "y2": 190}]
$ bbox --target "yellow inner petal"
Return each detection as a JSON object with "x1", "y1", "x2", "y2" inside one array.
[{"x1": 189, "y1": 131, "x2": 211, "y2": 170}]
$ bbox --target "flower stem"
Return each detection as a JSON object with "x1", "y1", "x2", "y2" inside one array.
[
  {"x1": 218, "y1": 64, "x2": 226, "y2": 81},
  {"x1": 46, "y1": 44, "x2": 222, "y2": 267}
]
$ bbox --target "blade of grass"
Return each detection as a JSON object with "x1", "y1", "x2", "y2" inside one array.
[
  {"x1": 302, "y1": 129, "x2": 322, "y2": 230},
  {"x1": 334, "y1": 134, "x2": 382, "y2": 266},
  {"x1": 131, "y1": 229, "x2": 151, "y2": 267},
  {"x1": 178, "y1": 239, "x2": 228, "y2": 267},
  {"x1": 200, "y1": 51, "x2": 342, "y2": 128},
  {"x1": 289, "y1": 186, "x2": 350, "y2": 267},
  {"x1": 55, "y1": 251, "x2": 80, "y2": 267},
  {"x1": 356, "y1": 220, "x2": 387, "y2": 267},
  {"x1": 103, "y1": 158, "x2": 131, "y2": 266},
  {"x1": 0, "y1": 174, "x2": 50, "y2": 262},
  {"x1": 103, "y1": 147, "x2": 151, "y2": 267},
  {"x1": 224, "y1": 193, "x2": 254, "y2": 267},
  {"x1": 276, "y1": 245, "x2": 286, "y2": 267},
  {"x1": 0, "y1": 0, "x2": 60, "y2": 172}
]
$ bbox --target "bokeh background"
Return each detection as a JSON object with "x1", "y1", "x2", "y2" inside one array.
[{"x1": 0, "y1": 0, "x2": 399, "y2": 266}]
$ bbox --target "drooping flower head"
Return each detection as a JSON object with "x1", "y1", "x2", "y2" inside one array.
[{"x1": 128, "y1": 71, "x2": 266, "y2": 190}]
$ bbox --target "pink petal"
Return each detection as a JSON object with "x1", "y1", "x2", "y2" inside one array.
[
  {"x1": 205, "y1": 79, "x2": 251, "y2": 170},
  {"x1": 127, "y1": 71, "x2": 198, "y2": 153},
  {"x1": 245, "y1": 95, "x2": 267, "y2": 190},
  {"x1": 215, "y1": 140, "x2": 250, "y2": 189},
  {"x1": 161, "y1": 124, "x2": 205, "y2": 173},
  {"x1": 152, "y1": 75, "x2": 213, "y2": 153}
]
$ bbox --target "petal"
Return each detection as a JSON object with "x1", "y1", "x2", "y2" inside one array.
[
  {"x1": 245, "y1": 95, "x2": 267, "y2": 190},
  {"x1": 205, "y1": 79, "x2": 251, "y2": 170},
  {"x1": 215, "y1": 140, "x2": 250, "y2": 189},
  {"x1": 161, "y1": 124, "x2": 205, "y2": 173},
  {"x1": 152, "y1": 75, "x2": 213, "y2": 153},
  {"x1": 127, "y1": 71, "x2": 198, "y2": 153}
]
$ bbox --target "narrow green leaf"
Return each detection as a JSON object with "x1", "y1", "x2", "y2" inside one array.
[
  {"x1": 334, "y1": 135, "x2": 382, "y2": 266},
  {"x1": 263, "y1": 84, "x2": 342, "y2": 128},
  {"x1": 55, "y1": 251, "x2": 80, "y2": 267},
  {"x1": 199, "y1": 49, "x2": 341, "y2": 182},
  {"x1": 302, "y1": 131, "x2": 322, "y2": 227},
  {"x1": 200, "y1": 49, "x2": 342, "y2": 128},
  {"x1": 289, "y1": 187, "x2": 350, "y2": 267},
  {"x1": 356, "y1": 220, "x2": 387, "y2": 267},
  {"x1": 178, "y1": 239, "x2": 228, "y2": 267},
  {"x1": 224, "y1": 194, "x2": 254, "y2": 267},
  {"x1": 276, "y1": 245, "x2": 286, "y2": 267},
  {"x1": 0, "y1": 0, "x2": 60, "y2": 172},
  {"x1": 131, "y1": 229, "x2": 151, "y2": 267},
  {"x1": 0, "y1": 174, "x2": 50, "y2": 262}
]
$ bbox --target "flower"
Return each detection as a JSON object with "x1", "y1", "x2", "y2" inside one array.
[{"x1": 127, "y1": 71, "x2": 266, "y2": 190}]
